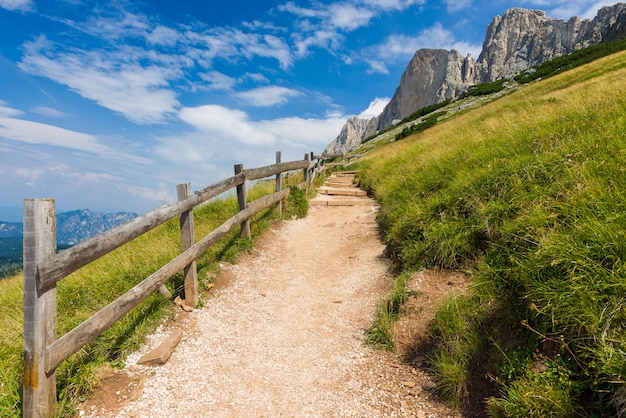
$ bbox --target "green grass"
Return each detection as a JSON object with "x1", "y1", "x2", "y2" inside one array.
[
  {"x1": 366, "y1": 271, "x2": 411, "y2": 350},
  {"x1": 515, "y1": 37, "x2": 626, "y2": 84},
  {"x1": 0, "y1": 174, "x2": 313, "y2": 417},
  {"x1": 357, "y1": 50, "x2": 626, "y2": 414}
]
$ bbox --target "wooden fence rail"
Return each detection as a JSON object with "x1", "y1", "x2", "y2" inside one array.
[{"x1": 23, "y1": 151, "x2": 329, "y2": 418}]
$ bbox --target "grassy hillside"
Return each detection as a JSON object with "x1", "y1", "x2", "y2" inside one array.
[
  {"x1": 0, "y1": 177, "x2": 314, "y2": 417},
  {"x1": 358, "y1": 50, "x2": 626, "y2": 415}
]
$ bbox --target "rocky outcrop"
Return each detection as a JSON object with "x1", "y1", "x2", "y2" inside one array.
[
  {"x1": 324, "y1": 116, "x2": 371, "y2": 155},
  {"x1": 378, "y1": 49, "x2": 476, "y2": 130},
  {"x1": 602, "y1": 6, "x2": 626, "y2": 42},
  {"x1": 376, "y1": 3, "x2": 626, "y2": 131}
]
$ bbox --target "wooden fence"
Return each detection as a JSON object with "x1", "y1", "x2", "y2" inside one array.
[{"x1": 22, "y1": 151, "x2": 329, "y2": 417}]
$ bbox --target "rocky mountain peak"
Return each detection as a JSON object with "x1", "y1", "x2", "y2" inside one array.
[
  {"x1": 324, "y1": 116, "x2": 371, "y2": 155},
  {"x1": 374, "y1": 3, "x2": 626, "y2": 133},
  {"x1": 324, "y1": 3, "x2": 626, "y2": 154},
  {"x1": 0, "y1": 209, "x2": 137, "y2": 245}
]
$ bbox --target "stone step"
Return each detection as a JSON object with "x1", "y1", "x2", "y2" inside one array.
[
  {"x1": 324, "y1": 181, "x2": 356, "y2": 188},
  {"x1": 309, "y1": 199, "x2": 371, "y2": 206},
  {"x1": 313, "y1": 171, "x2": 367, "y2": 205},
  {"x1": 325, "y1": 177, "x2": 354, "y2": 184},
  {"x1": 317, "y1": 187, "x2": 367, "y2": 197}
]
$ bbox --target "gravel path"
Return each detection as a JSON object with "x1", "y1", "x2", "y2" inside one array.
[{"x1": 78, "y1": 192, "x2": 461, "y2": 418}]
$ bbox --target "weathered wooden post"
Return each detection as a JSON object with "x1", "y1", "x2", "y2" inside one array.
[
  {"x1": 177, "y1": 183, "x2": 198, "y2": 307},
  {"x1": 309, "y1": 151, "x2": 315, "y2": 185},
  {"x1": 310, "y1": 151, "x2": 315, "y2": 185},
  {"x1": 303, "y1": 153, "x2": 310, "y2": 186},
  {"x1": 275, "y1": 151, "x2": 282, "y2": 214},
  {"x1": 23, "y1": 198, "x2": 57, "y2": 418},
  {"x1": 234, "y1": 164, "x2": 251, "y2": 239}
]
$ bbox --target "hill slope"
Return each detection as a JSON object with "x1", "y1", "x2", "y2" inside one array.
[{"x1": 357, "y1": 50, "x2": 626, "y2": 415}]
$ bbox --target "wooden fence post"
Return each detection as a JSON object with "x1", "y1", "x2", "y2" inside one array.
[
  {"x1": 234, "y1": 164, "x2": 251, "y2": 239},
  {"x1": 303, "y1": 153, "x2": 310, "y2": 185},
  {"x1": 23, "y1": 198, "x2": 57, "y2": 418},
  {"x1": 309, "y1": 151, "x2": 315, "y2": 185},
  {"x1": 177, "y1": 183, "x2": 198, "y2": 307},
  {"x1": 275, "y1": 151, "x2": 282, "y2": 214}
]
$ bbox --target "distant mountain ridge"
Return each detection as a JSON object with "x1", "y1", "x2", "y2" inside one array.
[
  {"x1": 325, "y1": 2, "x2": 626, "y2": 153},
  {"x1": 0, "y1": 209, "x2": 137, "y2": 246}
]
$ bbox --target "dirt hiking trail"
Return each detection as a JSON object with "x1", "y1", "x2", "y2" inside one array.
[{"x1": 78, "y1": 173, "x2": 467, "y2": 418}]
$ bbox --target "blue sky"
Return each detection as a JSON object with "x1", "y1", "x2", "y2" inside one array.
[{"x1": 0, "y1": 0, "x2": 617, "y2": 219}]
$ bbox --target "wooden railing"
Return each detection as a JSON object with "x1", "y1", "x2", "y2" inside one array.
[{"x1": 22, "y1": 151, "x2": 328, "y2": 417}]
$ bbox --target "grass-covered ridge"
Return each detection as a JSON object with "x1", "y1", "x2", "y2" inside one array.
[
  {"x1": 0, "y1": 175, "x2": 316, "y2": 417},
  {"x1": 358, "y1": 50, "x2": 626, "y2": 415}
]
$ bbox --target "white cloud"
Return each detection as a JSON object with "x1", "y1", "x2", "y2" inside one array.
[
  {"x1": 125, "y1": 183, "x2": 173, "y2": 205},
  {"x1": 281, "y1": 0, "x2": 424, "y2": 28},
  {"x1": 245, "y1": 34, "x2": 293, "y2": 69},
  {"x1": 15, "y1": 163, "x2": 122, "y2": 188},
  {"x1": 72, "y1": 11, "x2": 151, "y2": 41},
  {"x1": 178, "y1": 105, "x2": 276, "y2": 146},
  {"x1": 0, "y1": 0, "x2": 32, "y2": 12},
  {"x1": 277, "y1": 2, "x2": 324, "y2": 19},
  {"x1": 17, "y1": 6, "x2": 298, "y2": 124},
  {"x1": 279, "y1": 0, "x2": 425, "y2": 57},
  {"x1": 8, "y1": 155, "x2": 172, "y2": 208},
  {"x1": 365, "y1": 59, "x2": 390, "y2": 75},
  {"x1": 260, "y1": 114, "x2": 346, "y2": 147},
  {"x1": 367, "y1": 23, "x2": 482, "y2": 71},
  {"x1": 362, "y1": 0, "x2": 426, "y2": 10},
  {"x1": 153, "y1": 134, "x2": 214, "y2": 164},
  {"x1": 328, "y1": 3, "x2": 375, "y2": 31},
  {"x1": 166, "y1": 105, "x2": 346, "y2": 169},
  {"x1": 15, "y1": 166, "x2": 45, "y2": 187},
  {"x1": 188, "y1": 28, "x2": 293, "y2": 70},
  {"x1": 277, "y1": 0, "x2": 426, "y2": 61},
  {"x1": 19, "y1": 36, "x2": 181, "y2": 124},
  {"x1": 234, "y1": 86, "x2": 302, "y2": 107},
  {"x1": 63, "y1": 171, "x2": 123, "y2": 183},
  {"x1": 358, "y1": 97, "x2": 390, "y2": 119},
  {"x1": 0, "y1": 102, "x2": 23, "y2": 117},
  {"x1": 147, "y1": 25, "x2": 182, "y2": 46},
  {"x1": 293, "y1": 30, "x2": 344, "y2": 58},
  {"x1": 200, "y1": 71, "x2": 238, "y2": 91},
  {"x1": 0, "y1": 117, "x2": 112, "y2": 153},
  {"x1": 444, "y1": 0, "x2": 473, "y2": 13},
  {"x1": 0, "y1": 110, "x2": 150, "y2": 170},
  {"x1": 31, "y1": 106, "x2": 66, "y2": 118},
  {"x1": 241, "y1": 73, "x2": 270, "y2": 84}
]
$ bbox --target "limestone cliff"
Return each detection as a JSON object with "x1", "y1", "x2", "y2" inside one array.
[
  {"x1": 324, "y1": 116, "x2": 371, "y2": 155},
  {"x1": 377, "y1": 49, "x2": 475, "y2": 130},
  {"x1": 325, "y1": 3, "x2": 626, "y2": 153},
  {"x1": 376, "y1": 3, "x2": 626, "y2": 131}
]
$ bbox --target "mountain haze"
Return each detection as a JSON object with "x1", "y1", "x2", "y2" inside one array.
[
  {"x1": 325, "y1": 2, "x2": 626, "y2": 153},
  {"x1": 0, "y1": 209, "x2": 137, "y2": 246}
]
